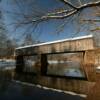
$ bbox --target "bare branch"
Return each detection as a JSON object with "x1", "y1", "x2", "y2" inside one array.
[
  {"x1": 81, "y1": 19, "x2": 100, "y2": 22},
  {"x1": 77, "y1": 0, "x2": 82, "y2": 6},
  {"x1": 31, "y1": 1, "x2": 100, "y2": 23},
  {"x1": 77, "y1": 1, "x2": 100, "y2": 9},
  {"x1": 32, "y1": 10, "x2": 77, "y2": 22},
  {"x1": 4, "y1": 0, "x2": 100, "y2": 39},
  {"x1": 47, "y1": 9, "x2": 73, "y2": 15},
  {"x1": 60, "y1": 0, "x2": 78, "y2": 9}
]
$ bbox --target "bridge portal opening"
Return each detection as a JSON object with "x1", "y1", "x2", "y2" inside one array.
[
  {"x1": 23, "y1": 55, "x2": 40, "y2": 74},
  {"x1": 46, "y1": 52, "x2": 86, "y2": 79}
]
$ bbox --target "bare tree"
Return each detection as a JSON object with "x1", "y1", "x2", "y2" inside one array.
[
  {"x1": 0, "y1": 6, "x2": 16, "y2": 57},
  {"x1": 21, "y1": 34, "x2": 41, "y2": 46},
  {"x1": 1, "y1": 0, "x2": 100, "y2": 46}
]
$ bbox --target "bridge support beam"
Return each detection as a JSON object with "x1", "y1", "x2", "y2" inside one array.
[
  {"x1": 41, "y1": 54, "x2": 48, "y2": 75},
  {"x1": 15, "y1": 56, "x2": 25, "y2": 73}
]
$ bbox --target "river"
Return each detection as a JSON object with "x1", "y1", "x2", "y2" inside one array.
[{"x1": 0, "y1": 61, "x2": 85, "y2": 100}]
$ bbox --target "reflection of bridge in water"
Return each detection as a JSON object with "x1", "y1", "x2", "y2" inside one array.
[
  {"x1": 0, "y1": 79, "x2": 85, "y2": 100},
  {"x1": 15, "y1": 35, "x2": 100, "y2": 97}
]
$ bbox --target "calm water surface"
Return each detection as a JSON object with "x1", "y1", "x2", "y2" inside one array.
[
  {"x1": 0, "y1": 80, "x2": 85, "y2": 100},
  {"x1": 0, "y1": 62, "x2": 85, "y2": 100}
]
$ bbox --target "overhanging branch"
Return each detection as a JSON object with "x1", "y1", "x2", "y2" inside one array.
[
  {"x1": 60, "y1": 0, "x2": 78, "y2": 9},
  {"x1": 81, "y1": 19, "x2": 100, "y2": 22},
  {"x1": 78, "y1": 1, "x2": 100, "y2": 9},
  {"x1": 32, "y1": 1, "x2": 100, "y2": 23},
  {"x1": 32, "y1": 10, "x2": 77, "y2": 22}
]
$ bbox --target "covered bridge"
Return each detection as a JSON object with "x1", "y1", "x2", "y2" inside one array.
[{"x1": 15, "y1": 35, "x2": 100, "y2": 95}]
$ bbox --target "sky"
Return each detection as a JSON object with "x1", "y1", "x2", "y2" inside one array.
[{"x1": 1, "y1": 0, "x2": 99, "y2": 44}]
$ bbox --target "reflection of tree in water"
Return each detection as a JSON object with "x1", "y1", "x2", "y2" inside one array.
[
  {"x1": 21, "y1": 85, "x2": 33, "y2": 96},
  {"x1": 0, "y1": 70, "x2": 12, "y2": 94},
  {"x1": 0, "y1": 80, "x2": 10, "y2": 94}
]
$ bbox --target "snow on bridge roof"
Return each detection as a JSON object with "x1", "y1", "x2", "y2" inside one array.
[{"x1": 16, "y1": 35, "x2": 93, "y2": 50}]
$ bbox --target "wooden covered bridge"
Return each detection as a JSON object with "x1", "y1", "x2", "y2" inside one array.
[{"x1": 15, "y1": 35, "x2": 100, "y2": 95}]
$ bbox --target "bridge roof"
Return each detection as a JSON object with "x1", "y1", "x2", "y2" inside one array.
[{"x1": 16, "y1": 35, "x2": 93, "y2": 50}]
